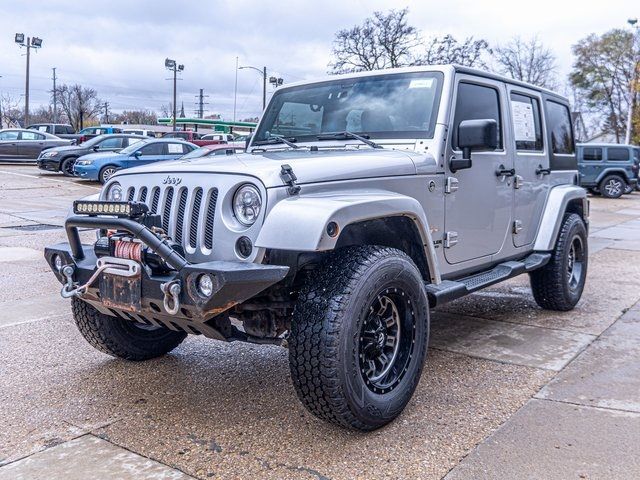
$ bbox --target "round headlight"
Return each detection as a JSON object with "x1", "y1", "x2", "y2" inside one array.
[
  {"x1": 106, "y1": 182, "x2": 123, "y2": 202},
  {"x1": 233, "y1": 184, "x2": 262, "y2": 226}
]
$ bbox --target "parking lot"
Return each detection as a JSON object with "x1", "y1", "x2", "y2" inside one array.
[{"x1": 1, "y1": 164, "x2": 639, "y2": 479}]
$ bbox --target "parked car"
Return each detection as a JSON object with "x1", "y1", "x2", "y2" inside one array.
[
  {"x1": 36, "y1": 134, "x2": 146, "y2": 176},
  {"x1": 179, "y1": 144, "x2": 245, "y2": 160},
  {"x1": 162, "y1": 130, "x2": 224, "y2": 146},
  {"x1": 73, "y1": 138, "x2": 197, "y2": 183},
  {"x1": 77, "y1": 126, "x2": 123, "y2": 143},
  {"x1": 122, "y1": 129, "x2": 156, "y2": 138},
  {"x1": 577, "y1": 143, "x2": 639, "y2": 198},
  {"x1": 0, "y1": 128, "x2": 72, "y2": 161},
  {"x1": 45, "y1": 65, "x2": 588, "y2": 431},
  {"x1": 27, "y1": 123, "x2": 82, "y2": 143},
  {"x1": 200, "y1": 133, "x2": 235, "y2": 143}
]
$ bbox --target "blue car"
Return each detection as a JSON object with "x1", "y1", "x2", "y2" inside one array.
[{"x1": 74, "y1": 138, "x2": 197, "y2": 183}]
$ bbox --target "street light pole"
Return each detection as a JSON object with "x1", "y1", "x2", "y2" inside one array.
[
  {"x1": 165, "y1": 58, "x2": 184, "y2": 131},
  {"x1": 14, "y1": 34, "x2": 43, "y2": 127},
  {"x1": 239, "y1": 65, "x2": 271, "y2": 111},
  {"x1": 626, "y1": 18, "x2": 639, "y2": 145}
]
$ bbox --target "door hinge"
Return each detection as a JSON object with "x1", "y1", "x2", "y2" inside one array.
[
  {"x1": 513, "y1": 220, "x2": 523, "y2": 234},
  {"x1": 444, "y1": 231, "x2": 459, "y2": 248},
  {"x1": 445, "y1": 177, "x2": 459, "y2": 194},
  {"x1": 514, "y1": 175, "x2": 524, "y2": 189}
]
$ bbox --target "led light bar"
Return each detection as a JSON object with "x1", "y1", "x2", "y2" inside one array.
[{"x1": 73, "y1": 201, "x2": 149, "y2": 218}]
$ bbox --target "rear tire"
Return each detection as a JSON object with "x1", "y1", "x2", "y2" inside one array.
[
  {"x1": 72, "y1": 298, "x2": 187, "y2": 360},
  {"x1": 60, "y1": 157, "x2": 77, "y2": 177},
  {"x1": 288, "y1": 246, "x2": 430, "y2": 431},
  {"x1": 530, "y1": 213, "x2": 588, "y2": 311},
  {"x1": 99, "y1": 165, "x2": 120, "y2": 184},
  {"x1": 599, "y1": 174, "x2": 625, "y2": 198}
]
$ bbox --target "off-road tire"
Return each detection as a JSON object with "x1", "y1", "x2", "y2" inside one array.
[
  {"x1": 530, "y1": 213, "x2": 588, "y2": 311},
  {"x1": 60, "y1": 156, "x2": 77, "y2": 177},
  {"x1": 99, "y1": 165, "x2": 119, "y2": 184},
  {"x1": 288, "y1": 246, "x2": 430, "y2": 431},
  {"x1": 599, "y1": 174, "x2": 626, "y2": 199},
  {"x1": 624, "y1": 184, "x2": 634, "y2": 195},
  {"x1": 71, "y1": 297, "x2": 187, "y2": 360}
]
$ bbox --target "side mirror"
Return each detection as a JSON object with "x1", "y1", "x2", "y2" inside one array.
[
  {"x1": 133, "y1": 150, "x2": 141, "y2": 157},
  {"x1": 245, "y1": 134, "x2": 253, "y2": 150},
  {"x1": 92, "y1": 145, "x2": 100, "y2": 151},
  {"x1": 451, "y1": 119, "x2": 498, "y2": 172}
]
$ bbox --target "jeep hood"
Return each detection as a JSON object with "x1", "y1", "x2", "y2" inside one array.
[{"x1": 114, "y1": 148, "x2": 437, "y2": 187}]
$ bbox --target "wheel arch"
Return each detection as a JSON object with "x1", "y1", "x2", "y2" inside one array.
[
  {"x1": 533, "y1": 184, "x2": 588, "y2": 251},
  {"x1": 596, "y1": 169, "x2": 631, "y2": 184}
]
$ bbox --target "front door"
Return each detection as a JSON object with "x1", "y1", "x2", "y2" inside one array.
[
  {"x1": 507, "y1": 90, "x2": 550, "y2": 247},
  {"x1": 125, "y1": 142, "x2": 166, "y2": 168},
  {"x1": 444, "y1": 77, "x2": 513, "y2": 265},
  {"x1": 0, "y1": 131, "x2": 19, "y2": 158}
]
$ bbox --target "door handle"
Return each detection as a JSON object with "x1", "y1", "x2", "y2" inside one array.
[
  {"x1": 495, "y1": 165, "x2": 515, "y2": 177},
  {"x1": 536, "y1": 165, "x2": 551, "y2": 176}
]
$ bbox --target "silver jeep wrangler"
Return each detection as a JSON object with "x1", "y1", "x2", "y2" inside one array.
[{"x1": 45, "y1": 65, "x2": 588, "y2": 431}]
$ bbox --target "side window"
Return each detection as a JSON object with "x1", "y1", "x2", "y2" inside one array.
[
  {"x1": 546, "y1": 100, "x2": 574, "y2": 154},
  {"x1": 126, "y1": 137, "x2": 143, "y2": 147},
  {"x1": 509, "y1": 93, "x2": 543, "y2": 151},
  {"x1": 20, "y1": 131, "x2": 44, "y2": 140},
  {"x1": 139, "y1": 143, "x2": 165, "y2": 156},
  {"x1": 97, "y1": 137, "x2": 123, "y2": 149},
  {"x1": 452, "y1": 82, "x2": 502, "y2": 150},
  {"x1": 582, "y1": 147, "x2": 602, "y2": 161},
  {"x1": 607, "y1": 147, "x2": 630, "y2": 161},
  {"x1": 166, "y1": 143, "x2": 185, "y2": 155},
  {"x1": 182, "y1": 144, "x2": 193, "y2": 154},
  {"x1": 0, "y1": 131, "x2": 19, "y2": 140}
]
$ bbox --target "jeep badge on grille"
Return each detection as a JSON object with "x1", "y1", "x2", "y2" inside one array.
[{"x1": 162, "y1": 176, "x2": 182, "y2": 185}]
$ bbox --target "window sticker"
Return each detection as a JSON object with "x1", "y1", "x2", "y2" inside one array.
[
  {"x1": 409, "y1": 78, "x2": 434, "y2": 89},
  {"x1": 167, "y1": 143, "x2": 182, "y2": 153},
  {"x1": 511, "y1": 100, "x2": 536, "y2": 142}
]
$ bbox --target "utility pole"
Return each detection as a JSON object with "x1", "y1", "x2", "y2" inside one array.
[
  {"x1": 194, "y1": 88, "x2": 209, "y2": 119},
  {"x1": 233, "y1": 56, "x2": 238, "y2": 122},
  {"x1": 52, "y1": 67, "x2": 57, "y2": 123},
  {"x1": 0, "y1": 75, "x2": 3, "y2": 129},
  {"x1": 239, "y1": 65, "x2": 269, "y2": 112},
  {"x1": 14, "y1": 34, "x2": 43, "y2": 127},
  {"x1": 103, "y1": 102, "x2": 110, "y2": 124},
  {"x1": 165, "y1": 58, "x2": 184, "y2": 131},
  {"x1": 625, "y1": 18, "x2": 639, "y2": 145}
]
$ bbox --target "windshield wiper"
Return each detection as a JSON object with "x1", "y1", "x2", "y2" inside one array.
[
  {"x1": 253, "y1": 134, "x2": 300, "y2": 149},
  {"x1": 316, "y1": 131, "x2": 383, "y2": 149}
]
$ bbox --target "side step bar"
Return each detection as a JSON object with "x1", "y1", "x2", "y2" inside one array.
[{"x1": 425, "y1": 252, "x2": 551, "y2": 308}]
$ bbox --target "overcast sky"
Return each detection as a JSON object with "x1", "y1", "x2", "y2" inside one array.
[{"x1": 0, "y1": 0, "x2": 636, "y2": 121}]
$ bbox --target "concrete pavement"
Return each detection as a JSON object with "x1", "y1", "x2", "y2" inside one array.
[{"x1": 1, "y1": 165, "x2": 639, "y2": 479}]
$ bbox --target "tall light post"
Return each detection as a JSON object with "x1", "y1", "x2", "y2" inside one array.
[
  {"x1": 14, "y1": 33, "x2": 43, "y2": 127},
  {"x1": 239, "y1": 65, "x2": 269, "y2": 111},
  {"x1": 625, "y1": 18, "x2": 639, "y2": 145},
  {"x1": 165, "y1": 58, "x2": 184, "y2": 131}
]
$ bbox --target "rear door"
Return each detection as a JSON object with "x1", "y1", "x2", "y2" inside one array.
[
  {"x1": 17, "y1": 131, "x2": 46, "y2": 159},
  {"x1": 444, "y1": 76, "x2": 513, "y2": 264},
  {"x1": 578, "y1": 146, "x2": 603, "y2": 186},
  {"x1": 605, "y1": 146, "x2": 632, "y2": 182},
  {"x1": 0, "y1": 131, "x2": 19, "y2": 158},
  {"x1": 507, "y1": 89, "x2": 549, "y2": 247}
]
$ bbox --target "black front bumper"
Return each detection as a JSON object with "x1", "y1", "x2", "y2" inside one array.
[
  {"x1": 37, "y1": 157, "x2": 62, "y2": 171},
  {"x1": 45, "y1": 215, "x2": 289, "y2": 326}
]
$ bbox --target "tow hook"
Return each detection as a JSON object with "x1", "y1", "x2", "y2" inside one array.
[{"x1": 161, "y1": 280, "x2": 181, "y2": 315}]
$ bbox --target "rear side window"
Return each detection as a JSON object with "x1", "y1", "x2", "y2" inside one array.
[
  {"x1": 453, "y1": 82, "x2": 503, "y2": 150},
  {"x1": 139, "y1": 143, "x2": 164, "y2": 155},
  {"x1": 546, "y1": 100, "x2": 574, "y2": 154},
  {"x1": 582, "y1": 147, "x2": 602, "y2": 161},
  {"x1": 167, "y1": 143, "x2": 185, "y2": 154},
  {"x1": 607, "y1": 147, "x2": 630, "y2": 161},
  {"x1": 510, "y1": 93, "x2": 543, "y2": 151},
  {"x1": 20, "y1": 131, "x2": 44, "y2": 140}
]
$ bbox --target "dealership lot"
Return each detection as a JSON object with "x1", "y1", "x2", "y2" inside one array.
[{"x1": 1, "y1": 165, "x2": 639, "y2": 479}]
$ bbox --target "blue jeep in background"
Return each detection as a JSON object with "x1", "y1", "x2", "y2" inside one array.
[{"x1": 577, "y1": 143, "x2": 640, "y2": 198}]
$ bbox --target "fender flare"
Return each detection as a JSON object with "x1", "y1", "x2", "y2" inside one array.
[
  {"x1": 533, "y1": 184, "x2": 588, "y2": 251},
  {"x1": 255, "y1": 191, "x2": 441, "y2": 283},
  {"x1": 595, "y1": 169, "x2": 630, "y2": 185}
]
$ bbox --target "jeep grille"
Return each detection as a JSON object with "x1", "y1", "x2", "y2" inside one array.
[{"x1": 124, "y1": 184, "x2": 219, "y2": 253}]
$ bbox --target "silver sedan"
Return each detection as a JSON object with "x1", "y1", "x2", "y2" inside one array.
[{"x1": 0, "y1": 128, "x2": 72, "y2": 162}]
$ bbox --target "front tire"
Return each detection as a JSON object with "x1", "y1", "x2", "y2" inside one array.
[
  {"x1": 599, "y1": 174, "x2": 625, "y2": 198},
  {"x1": 530, "y1": 213, "x2": 588, "y2": 311},
  {"x1": 72, "y1": 298, "x2": 187, "y2": 360},
  {"x1": 60, "y1": 157, "x2": 77, "y2": 177},
  {"x1": 288, "y1": 246, "x2": 429, "y2": 431},
  {"x1": 99, "y1": 165, "x2": 119, "y2": 184}
]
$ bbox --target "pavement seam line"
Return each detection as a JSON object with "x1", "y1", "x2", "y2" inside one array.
[
  {"x1": 534, "y1": 396, "x2": 640, "y2": 416},
  {"x1": 428, "y1": 346, "x2": 558, "y2": 372},
  {"x1": 0, "y1": 433, "x2": 91, "y2": 469},
  {"x1": 0, "y1": 169, "x2": 101, "y2": 190},
  {"x1": 0, "y1": 313, "x2": 67, "y2": 330}
]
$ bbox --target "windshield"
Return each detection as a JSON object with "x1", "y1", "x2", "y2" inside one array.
[
  {"x1": 120, "y1": 139, "x2": 152, "y2": 155},
  {"x1": 78, "y1": 136, "x2": 104, "y2": 148},
  {"x1": 254, "y1": 71, "x2": 443, "y2": 144}
]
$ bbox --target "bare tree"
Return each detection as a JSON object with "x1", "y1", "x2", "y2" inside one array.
[
  {"x1": 329, "y1": 8, "x2": 419, "y2": 73},
  {"x1": 111, "y1": 109, "x2": 158, "y2": 125},
  {"x1": 160, "y1": 103, "x2": 173, "y2": 118},
  {"x1": 0, "y1": 94, "x2": 22, "y2": 128},
  {"x1": 419, "y1": 35, "x2": 491, "y2": 68},
  {"x1": 494, "y1": 36, "x2": 558, "y2": 89},
  {"x1": 570, "y1": 29, "x2": 635, "y2": 142},
  {"x1": 55, "y1": 84, "x2": 102, "y2": 131}
]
